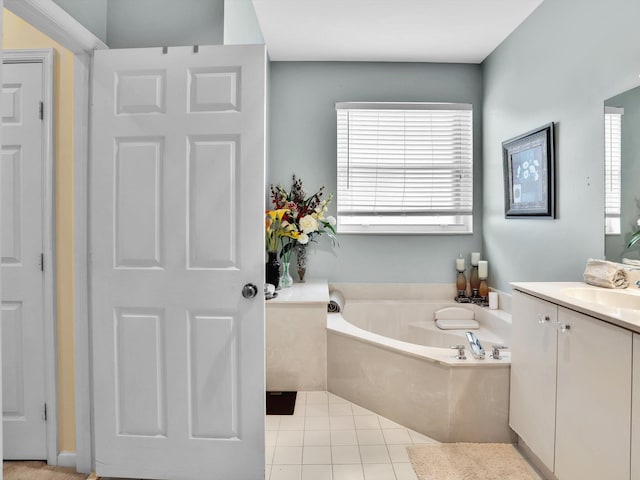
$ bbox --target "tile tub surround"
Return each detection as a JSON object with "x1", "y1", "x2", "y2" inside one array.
[
  {"x1": 267, "y1": 282, "x2": 514, "y2": 442},
  {"x1": 266, "y1": 279, "x2": 330, "y2": 391},
  {"x1": 326, "y1": 284, "x2": 514, "y2": 443},
  {"x1": 327, "y1": 328, "x2": 513, "y2": 444},
  {"x1": 342, "y1": 300, "x2": 511, "y2": 358},
  {"x1": 331, "y1": 282, "x2": 513, "y2": 315}
]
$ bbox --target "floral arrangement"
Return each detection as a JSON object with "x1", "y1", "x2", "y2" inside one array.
[{"x1": 269, "y1": 175, "x2": 337, "y2": 262}]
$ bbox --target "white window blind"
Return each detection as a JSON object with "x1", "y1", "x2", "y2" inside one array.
[
  {"x1": 604, "y1": 107, "x2": 622, "y2": 235},
  {"x1": 336, "y1": 102, "x2": 473, "y2": 234}
]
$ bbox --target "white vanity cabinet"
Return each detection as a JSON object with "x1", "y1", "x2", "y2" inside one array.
[
  {"x1": 510, "y1": 291, "x2": 558, "y2": 471},
  {"x1": 554, "y1": 307, "x2": 631, "y2": 480},
  {"x1": 511, "y1": 289, "x2": 633, "y2": 480},
  {"x1": 633, "y1": 334, "x2": 640, "y2": 480}
]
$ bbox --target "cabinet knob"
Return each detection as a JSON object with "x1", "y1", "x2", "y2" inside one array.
[
  {"x1": 538, "y1": 314, "x2": 551, "y2": 324},
  {"x1": 557, "y1": 323, "x2": 571, "y2": 333}
]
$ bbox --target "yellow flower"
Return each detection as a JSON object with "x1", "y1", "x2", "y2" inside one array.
[
  {"x1": 267, "y1": 208, "x2": 288, "y2": 221},
  {"x1": 283, "y1": 223, "x2": 301, "y2": 239},
  {"x1": 265, "y1": 209, "x2": 292, "y2": 252}
]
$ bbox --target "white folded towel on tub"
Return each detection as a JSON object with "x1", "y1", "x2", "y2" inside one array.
[
  {"x1": 436, "y1": 319, "x2": 479, "y2": 330},
  {"x1": 328, "y1": 290, "x2": 345, "y2": 313},
  {"x1": 434, "y1": 306, "x2": 479, "y2": 330},
  {"x1": 583, "y1": 258, "x2": 629, "y2": 289}
]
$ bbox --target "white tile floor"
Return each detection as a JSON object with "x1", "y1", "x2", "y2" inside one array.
[{"x1": 265, "y1": 391, "x2": 439, "y2": 480}]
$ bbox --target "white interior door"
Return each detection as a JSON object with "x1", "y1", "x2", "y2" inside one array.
[
  {"x1": 90, "y1": 45, "x2": 266, "y2": 480},
  {"x1": 1, "y1": 61, "x2": 47, "y2": 459}
]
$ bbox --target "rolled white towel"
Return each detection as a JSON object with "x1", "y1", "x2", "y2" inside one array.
[
  {"x1": 583, "y1": 258, "x2": 629, "y2": 289},
  {"x1": 328, "y1": 290, "x2": 345, "y2": 313}
]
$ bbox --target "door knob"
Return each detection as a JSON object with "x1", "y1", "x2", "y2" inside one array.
[{"x1": 242, "y1": 283, "x2": 258, "y2": 299}]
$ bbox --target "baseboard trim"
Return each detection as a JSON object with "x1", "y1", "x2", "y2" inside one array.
[
  {"x1": 515, "y1": 436, "x2": 557, "y2": 480},
  {"x1": 57, "y1": 451, "x2": 77, "y2": 469}
]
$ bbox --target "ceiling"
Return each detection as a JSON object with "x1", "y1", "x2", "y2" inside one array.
[{"x1": 251, "y1": 0, "x2": 545, "y2": 63}]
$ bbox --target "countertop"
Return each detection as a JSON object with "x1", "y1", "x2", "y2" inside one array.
[
  {"x1": 266, "y1": 278, "x2": 329, "y2": 306},
  {"x1": 511, "y1": 281, "x2": 640, "y2": 334}
]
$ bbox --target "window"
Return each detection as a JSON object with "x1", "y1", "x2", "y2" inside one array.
[
  {"x1": 604, "y1": 106, "x2": 622, "y2": 235},
  {"x1": 336, "y1": 102, "x2": 473, "y2": 234}
]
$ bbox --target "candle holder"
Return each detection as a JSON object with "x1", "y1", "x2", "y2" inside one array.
[
  {"x1": 479, "y1": 279, "x2": 489, "y2": 305},
  {"x1": 469, "y1": 265, "x2": 481, "y2": 303},
  {"x1": 476, "y1": 260, "x2": 489, "y2": 306},
  {"x1": 455, "y1": 270, "x2": 470, "y2": 303}
]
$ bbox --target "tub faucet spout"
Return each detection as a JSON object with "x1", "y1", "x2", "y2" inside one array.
[{"x1": 465, "y1": 331, "x2": 485, "y2": 359}]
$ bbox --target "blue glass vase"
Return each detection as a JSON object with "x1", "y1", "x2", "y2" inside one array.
[{"x1": 280, "y1": 261, "x2": 293, "y2": 288}]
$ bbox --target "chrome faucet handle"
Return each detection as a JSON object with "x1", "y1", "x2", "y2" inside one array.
[
  {"x1": 491, "y1": 344, "x2": 508, "y2": 360},
  {"x1": 465, "y1": 331, "x2": 485, "y2": 359},
  {"x1": 450, "y1": 345, "x2": 466, "y2": 360},
  {"x1": 636, "y1": 280, "x2": 640, "y2": 288}
]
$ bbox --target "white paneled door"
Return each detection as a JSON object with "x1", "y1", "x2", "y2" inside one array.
[
  {"x1": 90, "y1": 46, "x2": 266, "y2": 479},
  {"x1": 1, "y1": 61, "x2": 47, "y2": 459}
]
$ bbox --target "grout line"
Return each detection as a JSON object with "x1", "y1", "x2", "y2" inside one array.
[{"x1": 268, "y1": 391, "x2": 428, "y2": 479}]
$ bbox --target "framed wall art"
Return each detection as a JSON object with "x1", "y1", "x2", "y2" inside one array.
[{"x1": 502, "y1": 123, "x2": 555, "y2": 218}]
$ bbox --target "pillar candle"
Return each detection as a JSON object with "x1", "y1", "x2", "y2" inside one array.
[
  {"x1": 489, "y1": 292, "x2": 498, "y2": 310},
  {"x1": 478, "y1": 260, "x2": 488, "y2": 279},
  {"x1": 456, "y1": 257, "x2": 465, "y2": 272},
  {"x1": 471, "y1": 252, "x2": 480, "y2": 266}
]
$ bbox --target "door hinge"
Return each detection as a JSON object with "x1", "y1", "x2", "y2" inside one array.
[
  {"x1": 39, "y1": 101, "x2": 44, "y2": 120},
  {"x1": 43, "y1": 403, "x2": 47, "y2": 422},
  {"x1": 40, "y1": 253, "x2": 44, "y2": 272}
]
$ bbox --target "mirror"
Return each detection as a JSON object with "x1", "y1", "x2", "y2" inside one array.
[{"x1": 604, "y1": 86, "x2": 640, "y2": 264}]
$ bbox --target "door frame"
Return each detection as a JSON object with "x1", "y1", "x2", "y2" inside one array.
[
  {"x1": 4, "y1": 0, "x2": 107, "y2": 472},
  {"x1": 2, "y1": 48, "x2": 56, "y2": 465}
]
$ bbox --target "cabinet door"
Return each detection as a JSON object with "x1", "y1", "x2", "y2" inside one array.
[
  {"x1": 555, "y1": 307, "x2": 631, "y2": 480},
  {"x1": 510, "y1": 291, "x2": 558, "y2": 471},
  {"x1": 632, "y1": 334, "x2": 640, "y2": 480}
]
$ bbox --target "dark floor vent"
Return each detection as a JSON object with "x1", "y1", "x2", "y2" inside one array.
[{"x1": 266, "y1": 391, "x2": 297, "y2": 415}]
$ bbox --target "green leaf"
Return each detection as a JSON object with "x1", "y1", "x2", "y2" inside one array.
[
  {"x1": 628, "y1": 230, "x2": 640, "y2": 248},
  {"x1": 325, "y1": 230, "x2": 339, "y2": 248}
]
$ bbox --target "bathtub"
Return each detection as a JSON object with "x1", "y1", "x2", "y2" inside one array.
[{"x1": 326, "y1": 283, "x2": 514, "y2": 443}]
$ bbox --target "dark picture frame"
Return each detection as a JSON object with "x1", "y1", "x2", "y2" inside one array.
[{"x1": 502, "y1": 123, "x2": 555, "y2": 218}]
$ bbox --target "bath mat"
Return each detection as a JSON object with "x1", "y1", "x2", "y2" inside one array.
[
  {"x1": 407, "y1": 443, "x2": 541, "y2": 480},
  {"x1": 266, "y1": 391, "x2": 297, "y2": 415},
  {"x1": 4, "y1": 461, "x2": 89, "y2": 480}
]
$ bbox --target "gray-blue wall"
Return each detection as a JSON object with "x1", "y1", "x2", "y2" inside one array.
[
  {"x1": 223, "y1": 0, "x2": 263, "y2": 45},
  {"x1": 269, "y1": 62, "x2": 483, "y2": 283},
  {"x1": 482, "y1": 0, "x2": 640, "y2": 292},
  {"x1": 54, "y1": 0, "x2": 225, "y2": 48},
  {"x1": 107, "y1": 0, "x2": 224, "y2": 48},
  {"x1": 54, "y1": 0, "x2": 108, "y2": 42}
]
